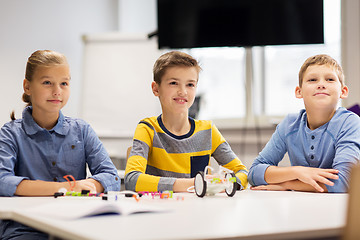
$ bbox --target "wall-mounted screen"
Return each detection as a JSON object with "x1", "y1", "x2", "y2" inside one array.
[{"x1": 157, "y1": 0, "x2": 324, "y2": 49}]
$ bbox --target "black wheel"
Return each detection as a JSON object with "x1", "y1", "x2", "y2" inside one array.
[
  {"x1": 225, "y1": 172, "x2": 237, "y2": 197},
  {"x1": 194, "y1": 171, "x2": 206, "y2": 197}
]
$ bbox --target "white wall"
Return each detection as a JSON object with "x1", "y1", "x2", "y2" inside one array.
[
  {"x1": 118, "y1": 0, "x2": 156, "y2": 34},
  {"x1": 0, "y1": 0, "x2": 119, "y2": 126},
  {"x1": 81, "y1": 33, "x2": 162, "y2": 146},
  {"x1": 342, "y1": 0, "x2": 360, "y2": 107}
]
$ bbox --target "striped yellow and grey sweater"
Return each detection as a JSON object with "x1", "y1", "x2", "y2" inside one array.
[{"x1": 125, "y1": 115, "x2": 248, "y2": 192}]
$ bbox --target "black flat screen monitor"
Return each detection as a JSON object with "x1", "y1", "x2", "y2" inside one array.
[{"x1": 157, "y1": 0, "x2": 324, "y2": 49}]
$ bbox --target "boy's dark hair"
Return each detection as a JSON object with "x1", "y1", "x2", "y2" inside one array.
[{"x1": 153, "y1": 51, "x2": 201, "y2": 85}]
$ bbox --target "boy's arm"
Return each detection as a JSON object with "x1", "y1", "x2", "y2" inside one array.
[
  {"x1": 251, "y1": 179, "x2": 328, "y2": 192},
  {"x1": 222, "y1": 158, "x2": 248, "y2": 189},
  {"x1": 283, "y1": 180, "x2": 328, "y2": 192},
  {"x1": 248, "y1": 123, "x2": 288, "y2": 187},
  {"x1": 125, "y1": 122, "x2": 157, "y2": 192},
  {"x1": 262, "y1": 166, "x2": 339, "y2": 192},
  {"x1": 326, "y1": 114, "x2": 360, "y2": 192},
  {"x1": 251, "y1": 166, "x2": 339, "y2": 192},
  {"x1": 125, "y1": 122, "x2": 182, "y2": 192},
  {"x1": 173, "y1": 178, "x2": 195, "y2": 192},
  {"x1": 125, "y1": 167, "x2": 177, "y2": 192},
  {"x1": 125, "y1": 146, "x2": 194, "y2": 192},
  {"x1": 125, "y1": 150, "x2": 194, "y2": 192},
  {"x1": 211, "y1": 124, "x2": 248, "y2": 189}
]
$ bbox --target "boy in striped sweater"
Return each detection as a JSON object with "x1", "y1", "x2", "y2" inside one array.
[{"x1": 125, "y1": 51, "x2": 248, "y2": 192}]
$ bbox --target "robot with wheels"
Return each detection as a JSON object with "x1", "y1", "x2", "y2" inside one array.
[{"x1": 194, "y1": 165, "x2": 237, "y2": 197}]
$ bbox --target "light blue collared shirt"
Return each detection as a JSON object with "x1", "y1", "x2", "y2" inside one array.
[
  {"x1": 249, "y1": 107, "x2": 360, "y2": 193},
  {"x1": 0, "y1": 106, "x2": 120, "y2": 196}
]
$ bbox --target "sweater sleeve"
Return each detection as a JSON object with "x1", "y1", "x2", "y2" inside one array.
[
  {"x1": 211, "y1": 124, "x2": 249, "y2": 189},
  {"x1": 124, "y1": 122, "x2": 176, "y2": 192}
]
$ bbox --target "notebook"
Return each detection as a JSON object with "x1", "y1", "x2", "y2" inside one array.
[{"x1": 21, "y1": 199, "x2": 166, "y2": 220}]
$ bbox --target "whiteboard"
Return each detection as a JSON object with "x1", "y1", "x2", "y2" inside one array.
[{"x1": 81, "y1": 33, "x2": 163, "y2": 137}]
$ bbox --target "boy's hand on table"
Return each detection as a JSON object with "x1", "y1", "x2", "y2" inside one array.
[
  {"x1": 294, "y1": 166, "x2": 339, "y2": 192},
  {"x1": 250, "y1": 184, "x2": 287, "y2": 191},
  {"x1": 174, "y1": 178, "x2": 195, "y2": 192}
]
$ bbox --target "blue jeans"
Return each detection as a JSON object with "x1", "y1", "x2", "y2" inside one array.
[{"x1": 0, "y1": 220, "x2": 48, "y2": 240}]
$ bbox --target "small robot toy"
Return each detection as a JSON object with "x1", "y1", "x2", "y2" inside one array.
[{"x1": 194, "y1": 166, "x2": 237, "y2": 197}]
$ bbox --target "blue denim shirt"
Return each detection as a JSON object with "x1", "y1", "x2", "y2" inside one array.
[
  {"x1": 0, "y1": 106, "x2": 120, "y2": 196},
  {"x1": 249, "y1": 107, "x2": 360, "y2": 193}
]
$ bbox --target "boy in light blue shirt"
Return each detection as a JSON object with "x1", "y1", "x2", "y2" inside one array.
[{"x1": 249, "y1": 54, "x2": 360, "y2": 193}]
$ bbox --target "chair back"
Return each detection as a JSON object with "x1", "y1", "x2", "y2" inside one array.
[
  {"x1": 343, "y1": 163, "x2": 360, "y2": 240},
  {"x1": 126, "y1": 147, "x2": 132, "y2": 160}
]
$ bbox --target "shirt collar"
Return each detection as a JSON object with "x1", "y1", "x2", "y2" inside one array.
[
  {"x1": 157, "y1": 114, "x2": 195, "y2": 140},
  {"x1": 22, "y1": 106, "x2": 69, "y2": 136},
  {"x1": 302, "y1": 108, "x2": 333, "y2": 132}
]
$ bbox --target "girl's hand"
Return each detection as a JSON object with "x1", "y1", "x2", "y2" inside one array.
[{"x1": 72, "y1": 179, "x2": 97, "y2": 193}]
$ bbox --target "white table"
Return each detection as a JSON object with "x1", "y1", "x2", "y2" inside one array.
[{"x1": 0, "y1": 190, "x2": 347, "y2": 240}]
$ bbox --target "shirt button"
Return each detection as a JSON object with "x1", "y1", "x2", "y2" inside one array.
[
  {"x1": 311, "y1": 135, "x2": 315, "y2": 140},
  {"x1": 311, "y1": 146, "x2": 314, "y2": 150},
  {"x1": 53, "y1": 177, "x2": 58, "y2": 182},
  {"x1": 52, "y1": 161, "x2": 56, "y2": 166},
  {"x1": 311, "y1": 155, "x2": 314, "y2": 159}
]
